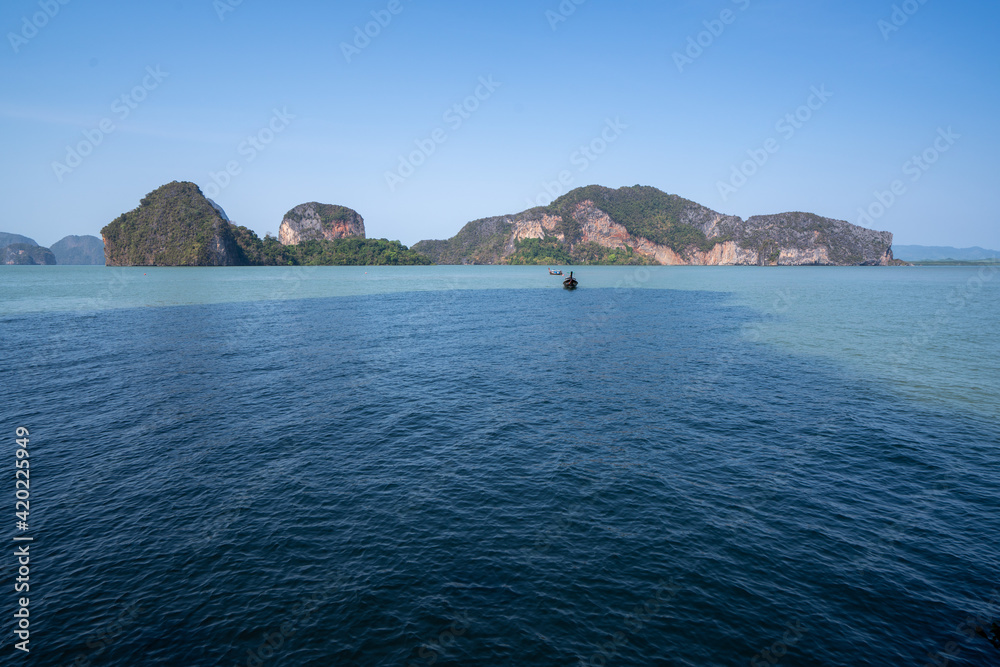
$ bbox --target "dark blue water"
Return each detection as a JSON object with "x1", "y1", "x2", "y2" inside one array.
[{"x1": 3, "y1": 287, "x2": 999, "y2": 665}]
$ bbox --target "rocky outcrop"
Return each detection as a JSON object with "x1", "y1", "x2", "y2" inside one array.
[
  {"x1": 415, "y1": 185, "x2": 896, "y2": 266},
  {"x1": 2, "y1": 243, "x2": 57, "y2": 265},
  {"x1": 101, "y1": 181, "x2": 242, "y2": 266},
  {"x1": 279, "y1": 203, "x2": 365, "y2": 245},
  {"x1": 733, "y1": 213, "x2": 894, "y2": 266},
  {"x1": 479, "y1": 202, "x2": 743, "y2": 265},
  {"x1": 566, "y1": 201, "x2": 733, "y2": 265},
  {"x1": 50, "y1": 235, "x2": 105, "y2": 265},
  {"x1": 564, "y1": 203, "x2": 894, "y2": 265}
]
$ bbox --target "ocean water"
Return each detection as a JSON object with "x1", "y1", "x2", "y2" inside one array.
[{"x1": 2, "y1": 265, "x2": 999, "y2": 666}]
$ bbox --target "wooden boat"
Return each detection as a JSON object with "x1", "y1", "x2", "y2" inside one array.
[
  {"x1": 563, "y1": 271, "x2": 578, "y2": 290},
  {"x1": 548, "y1": 268, "x2": 564, "y2": 276}
]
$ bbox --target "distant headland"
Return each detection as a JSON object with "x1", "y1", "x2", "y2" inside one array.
[{"x1": 0, "y1": 232, "x2": 102, "y2": 265}]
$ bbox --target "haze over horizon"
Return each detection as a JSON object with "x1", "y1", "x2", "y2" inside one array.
[{"x1": 2, "y1": 0, "x2": 998, "y2": 249}]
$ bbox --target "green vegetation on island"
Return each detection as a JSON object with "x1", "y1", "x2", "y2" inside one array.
[
  {"x1": 101, "y1": 181, "x2": 430, "y2": 267},
  {"x1": 412, "y1": 217, "x2": 514, "y2": 265},
  {"x1": 280, "y1": 238, "x2": 430, "y2": 266},
  {"x1": 102, "y1": 181, "x2": 241, "y2": 266},
  {"x1": 233, "y1": 227, "x2": 430, "y2": 266},
  {"x1": 505, "y1": 237, "x2": 573, "y2": 265},
  {"x1": 570, "y1": 242, "x2": 651, "y2": 265},
  {"x1": 504, "y1": 237, "x2": 650, "y2": 265},
  {"x1": 546, "y1": 185, "x2": 726, "y2": 253}
]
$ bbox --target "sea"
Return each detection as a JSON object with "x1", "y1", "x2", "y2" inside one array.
[{"x1": 2, "y1": 265, "x2": 999, "y2": 666}]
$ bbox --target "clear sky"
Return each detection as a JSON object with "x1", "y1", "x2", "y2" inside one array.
[{"x1": 2, "y1": 0, "x2": 998, "y2": 248}]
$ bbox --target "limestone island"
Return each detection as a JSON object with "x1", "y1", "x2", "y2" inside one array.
[
  {"x1": 413, "y1": 185, "x2": 905, "y2": 266},
  {"x1": 98, "y1": 181, "x2": 904, "y2": 267},
  {"x1": 100, "y1": 181, "x2": 431, "y2": 267}
]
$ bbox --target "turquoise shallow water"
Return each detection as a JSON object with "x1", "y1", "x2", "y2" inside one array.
[
  {"x1": 1, "y1": 265, "x2": 999, "y2": 665},
  {"x1": 6, "y1": 265, "x2": 999, "y2": 419}
]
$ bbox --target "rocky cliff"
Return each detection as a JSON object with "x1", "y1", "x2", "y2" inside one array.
[
  {"x1": 2, "y1": 243, "x2": 57, "y2": 265},
  {"x1": 279, "y1": 203, "x2": 365, "y2": 245},
  {"x1": 413, "y1": 185, "x2": 896, "y2": 266},
  {"x1": 101, "y1": 181, "x2": 242, "y2": 266},
  {"x1": 50, "y1": 235, "x2": 105, "y2": 265}
]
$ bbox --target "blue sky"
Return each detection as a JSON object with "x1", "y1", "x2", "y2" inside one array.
[{"x1": 1, "y1": 0, "x2": 998, "y2": 248}]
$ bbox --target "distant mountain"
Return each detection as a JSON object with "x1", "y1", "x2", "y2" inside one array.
[
  {"x1": 0, "y1": 232, "x2": 37, "y2": 248},
  {"x1": 2, "y1": 243, "x2": 56, "y2": 265},
  {"x1": 891, "y1": 245, "x2": 1000, "y2": 262},
  {"x1": 413, "y1": 185, "x2": 897, "y2": 266},
  {"x1": 207, "y1": 198, "x2": 230, "y2": 221},
  {"x1": 50, "y1": 235, "x2": 105, "y2": 265}
]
